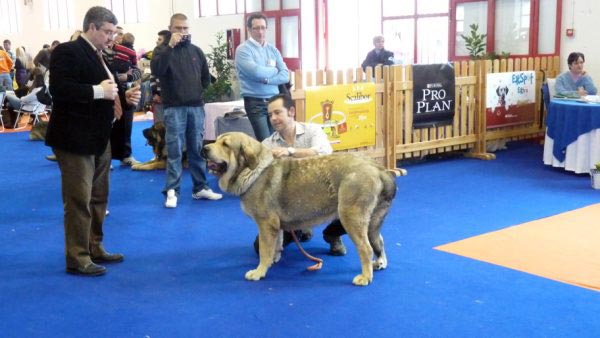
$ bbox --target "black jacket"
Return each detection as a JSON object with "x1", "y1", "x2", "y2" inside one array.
[
  {"x1": 361, "y1": 48, "x2": 394, "y2": 70},
  {"x1": 46, "y1": 37, "x2": 126, "y2": 156},
  {"x1": 151, "y1": 42, "x2": 210, "y2": 108}
]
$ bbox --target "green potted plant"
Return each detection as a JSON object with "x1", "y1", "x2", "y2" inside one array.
[
  {"x1": 204, "y1": 31, "x2": 233, "y2": 103},
  {"x1": 591, "y1": 163, "x2": 600, "y2": 189},
  {"x1": 461, "y1": 23, "x2": 486, "y2": 59},
  {"x1": 461, "y1": 24, "x2": 510, "y2": 60}
]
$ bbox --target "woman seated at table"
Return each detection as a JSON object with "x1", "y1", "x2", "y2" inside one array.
[
  {"x1": 4, "y1": 67, "x2": 45, "y2": 111},
  {"x1": 555, "y1": 52, "x2": 597, "y2": 97}
]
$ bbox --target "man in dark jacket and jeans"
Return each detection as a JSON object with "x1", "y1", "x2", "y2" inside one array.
[{"x1": 151, "y1": 13, "x2": 222, "y2": 208}]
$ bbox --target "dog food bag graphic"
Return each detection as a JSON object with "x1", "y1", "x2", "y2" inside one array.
[
  {"x1": 305, "y1": 83, "x2": 376, "y2": 151},
  {"x1": 320, "y1": 100, "x2": 341, "y2": 138}
]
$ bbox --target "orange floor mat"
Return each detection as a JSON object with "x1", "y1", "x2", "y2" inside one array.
[{"x1": 435, "y1": 204, "x2": 600, "y2": 291}]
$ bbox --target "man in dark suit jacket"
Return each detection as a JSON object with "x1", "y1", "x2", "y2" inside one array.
[{"x1": 45, "y1": 6, "x2": 141, "y2": 276}]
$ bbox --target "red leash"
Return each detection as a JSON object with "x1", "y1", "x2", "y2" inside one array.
[{"x1": 290, "y1": 230, "x2": 323, "y2": 271}]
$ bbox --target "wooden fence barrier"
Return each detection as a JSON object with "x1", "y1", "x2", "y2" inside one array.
[{"x1": 288, "y1": 56, "x2": 560, "y2": 172}]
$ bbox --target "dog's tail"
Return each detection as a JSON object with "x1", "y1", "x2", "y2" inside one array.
[{"x1": 380, "y1": 169, "x2": 397, "y2": 202}]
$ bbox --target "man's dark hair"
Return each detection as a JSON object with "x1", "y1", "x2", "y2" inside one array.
[
  {"x1": 246, "y1": 13, "x2": 268, "y2": 29},
  {"x1": 158, "y1": 29, "x2": 171, "y2": 45},
  {"x1": 267, "y1": 93, "x2": 294, "y2": 110},
  {"x1": 169, "y1": 13, "x2": 188, "y2": 27},
  {"x1": 82, "y1": 6, "x2": 118, "y2": 32},
  {"x1": 567, "y1": 52, "x2": 585, "y2": 67},
  {"x1": 42, "y1": 44, "x2": 50, "y2": 49},
  {"x1": 3, "y1": 39, "x2": 10, "y2": 44},
  {"x1": 51, "y1": 40, "x2": 60, "y2": 47}
]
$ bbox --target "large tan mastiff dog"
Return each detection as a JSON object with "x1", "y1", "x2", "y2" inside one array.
[{"x1": 202, "y1": 132, "x2": 397, "y2": 286}]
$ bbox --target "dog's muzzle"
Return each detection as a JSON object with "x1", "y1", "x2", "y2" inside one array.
[{"x1": 202, "y1": 145, "x2": 227, "y2": 176}]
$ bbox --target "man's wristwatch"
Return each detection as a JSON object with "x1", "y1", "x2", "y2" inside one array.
[{"x1": 287, "y1": 147, "x2": 296, "y2": 157}]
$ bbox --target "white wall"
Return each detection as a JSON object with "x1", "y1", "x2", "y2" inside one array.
[
  {"x1": 3, "y1": 0, "x2": 244, "y2": 60},
  {"x1": 3, "y1": 0, "x2": 599, "y2": 79},
  {"x1": 560, "y1": 0, "x2": 600, "y2": 82}
]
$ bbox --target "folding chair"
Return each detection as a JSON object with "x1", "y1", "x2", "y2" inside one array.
[
  {"x1": 13, "y1": 101, "x2": 48, "y2": 129},
  {"x1": 0, "y1": 91, "x2": 6, "y2": 131}
]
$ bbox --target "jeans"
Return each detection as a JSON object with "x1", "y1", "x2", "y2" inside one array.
[
  {"x1": 243, "y1": 97, "x2": 273, "y2": 141},
  {"x1": 0, "y1": 73, "x2": 13, "y2": 91},
  {"x1": 163, "y1": 106, "x2": 208, "y2": 196}
]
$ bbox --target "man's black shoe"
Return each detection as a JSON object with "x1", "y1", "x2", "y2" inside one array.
[
  {"x1": 323, "y1": 234, "x2": 347, "y2": 256},
  {"x1": 91, "y1": 252, "x2": 124, "y2": 263},
  {"x1": 66, "y1": 262, "x2": 106, "y2": 276}
]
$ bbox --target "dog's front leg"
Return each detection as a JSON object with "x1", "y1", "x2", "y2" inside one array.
[{"x1": 245, "y1": 221, "x2": 279, "y2": 281}]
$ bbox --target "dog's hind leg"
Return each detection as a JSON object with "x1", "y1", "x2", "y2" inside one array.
[
  {"x1": 245, "y1": 217, "x2": 279, "y2": 281},
  {"x1": 339, "y1": 201, "x2": 374, "y2": 286},
  {"x1": 368, "y1": 206, "x2": 390, "y2": 271}
]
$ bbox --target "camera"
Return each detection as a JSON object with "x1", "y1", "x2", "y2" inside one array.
[{"x1": 181, "y1": 34, "x2": 191, "y2": 42}]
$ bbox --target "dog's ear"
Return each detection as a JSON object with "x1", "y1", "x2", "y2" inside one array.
[
  {"x1": 505, "y1": 86, "x2": 508, "y2": 94},
  {"x1": 496, "y1": 87, "x2": 501, "y2": 95},
  {"x1": 240, "y1": 138, "x2": 259, "y2": 169}
]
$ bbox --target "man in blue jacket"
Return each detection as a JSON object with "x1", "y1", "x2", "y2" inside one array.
[
  {"x1": 235, "y1": 12, "x2": 289, "y2": 141},
  {"x1": 151, "y1": 13, "x2": 222, "y2": 208}
]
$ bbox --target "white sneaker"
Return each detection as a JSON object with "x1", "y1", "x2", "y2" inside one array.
[
  {"x1": 165, "y1": 189, "x2": 178, "y2": 208},
  {"x1": 192, "y1": 188, "x2": 223, "y2": 200},
  {"x1": 121, "y1": 156, "x2": 141, "y2": 166}
]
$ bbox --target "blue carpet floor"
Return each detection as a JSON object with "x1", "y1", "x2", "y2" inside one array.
[{"x1": 1, "y1": 122, "x2": 600, "y2": 337}]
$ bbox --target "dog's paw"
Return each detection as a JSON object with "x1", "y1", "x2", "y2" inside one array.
[
  {"x1": 373, "y1": 257, "x2": 387, "y2": 270},
  {"x1": 245, "y1": 269, "x2": 266, "y2": 281},
  {"x1": 273, "y1": 251, "x2": 282, "y2": 264},
  {"x1": 352, "y1": 274, "x2": 372, "y2": 286}
]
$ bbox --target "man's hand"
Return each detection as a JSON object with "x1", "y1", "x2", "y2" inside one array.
[
  {"x1": 577, "y1": 86, "x2": 588, "y2": 97},
  {"x1": 100, "y1": 79, "x2": 118, "y2": 100},
  {"x1": 125, "y1": 84, "x2": 141, "y2": 106},
  {"x1": 271, "y1": 147, "x2": 291, "y2": 158},
  {"x1": 168, "y1": 33, "x2": 184, "y2": 48}
]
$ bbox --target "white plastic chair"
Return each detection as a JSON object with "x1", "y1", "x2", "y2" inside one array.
[
  {"x1": 13, "y1": 101, "x2": 47, "y2": 129},
  {"x1": 547, "y1": 78, "x2": 557, "y2": 98}
]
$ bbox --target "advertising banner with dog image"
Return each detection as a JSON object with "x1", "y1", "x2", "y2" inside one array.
[
  {"x1": 412, "y1": 63, "x2": 456, "y2": 128},
  {"x1": 486, "y1": 71, "x2": 536, "y2": 128},
  {"x1": 305, "y1": 83, "x2": 376, "y2": 151}
]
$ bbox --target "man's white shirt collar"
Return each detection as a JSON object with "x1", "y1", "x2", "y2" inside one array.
[
  {"x1": 248, "y1": 37, "x2": 266, "y2": 48},
  {"x1": 272, "y1": 122, "x2": 305, "y2": 142}
]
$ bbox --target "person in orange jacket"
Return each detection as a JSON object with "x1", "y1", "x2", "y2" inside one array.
[{"x1": 0, "y1": 48, "x2": 15, "y2": 90}]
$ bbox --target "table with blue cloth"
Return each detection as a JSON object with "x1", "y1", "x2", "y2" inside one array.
[{"x1": 543, "y1": 99, "x2": 600, "y2": 173}]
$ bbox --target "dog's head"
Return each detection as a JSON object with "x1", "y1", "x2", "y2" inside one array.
[
  {"x1": 496, "y1": 86, "x2": 509, "y2": 99},
  {"x1": 142, "y1": 121, "x2": 166, "y2": 159},
  {"x1": 202, "y1": 132, "x2": 272, "y2": 195}
]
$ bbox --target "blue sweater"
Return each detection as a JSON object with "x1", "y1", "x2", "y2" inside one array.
[
  {"x1": 555, "y1": 71, "x2": 597, "y2": 96},
  {"x1": 235, "y1": 39, "x2": 289, "y2": 99}
]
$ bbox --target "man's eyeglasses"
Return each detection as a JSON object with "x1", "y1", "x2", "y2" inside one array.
[
  {"x1": 101, "y1": 29, "x2": 117, "y2": 37},
  {"x1": 251, "y1": 26, "x2": 267, "y2": 31}
]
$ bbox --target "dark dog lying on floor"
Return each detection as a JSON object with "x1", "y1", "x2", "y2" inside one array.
[
  {"x1": 132, "y1": 121, "x2": 187, "y2": 170},
  {"x1": 29, "y1": 120, "x2": 49, "y2": 141}
]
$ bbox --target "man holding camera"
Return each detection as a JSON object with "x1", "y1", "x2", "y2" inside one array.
[{"x1": 151, "y1": 13, "x2": 222, "y2": 208}]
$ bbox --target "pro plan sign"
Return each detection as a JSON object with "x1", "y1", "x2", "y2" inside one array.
[{"x1": 412, "y1": 63, "x2": 455, "y2": 128}]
